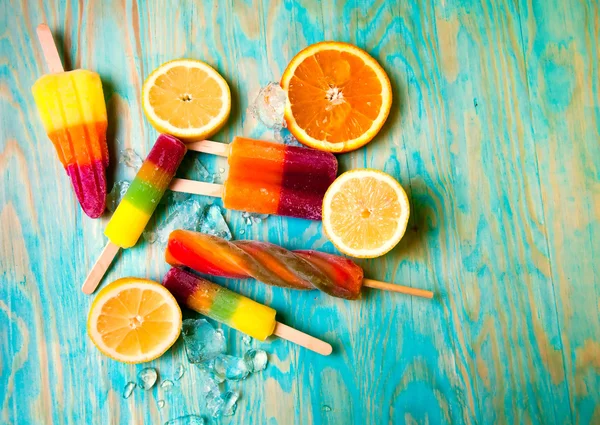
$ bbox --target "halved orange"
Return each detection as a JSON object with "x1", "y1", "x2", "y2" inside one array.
[
  {"x1": 281, "y1": 42, "x2": 392, "y2": 153},
  {"x1": 142, "y1": 59, "x2": 231, "y2": 140},
  {"x1": 322, "y1": 169, "x2": 410, "y2": 258},
  {"x1": 87, "y1": 278, "x2": 182, "y2": 364}
]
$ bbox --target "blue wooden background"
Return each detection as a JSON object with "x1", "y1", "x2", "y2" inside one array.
[{"x1": 1, "y1": 0, "x2": 599, "y2": 424}]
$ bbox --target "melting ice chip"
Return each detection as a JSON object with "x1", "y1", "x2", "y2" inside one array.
[
  {"x1": 182, "y1": 318, "x2": 226, "y2": 364},
  {"x1": 198, "y1": 205, "x2": 232, "y2": 240},
  {"x1": 119, "y1": 148, "x2": 143, "y2": 171},
  {"x1": 164, "y1": 414, "x2": 206, "y2": 425},
  {"x1": 161, "y1": 379, "x2": 174, "y2": 392},
  {"x1": 143, "y1": 199, "x2": 203, "y2": 245},
  {"x1": 106, "y1": 180, "x2": 130, "y2": 213},
  {"x1": 137, "y1": 367, "x2": 158, "y2": 390},
  {"x1": 212, "y1": 355, "x2": 250, "y2": 381},
  {"x1": 122, "y1": 381, "x2": 136, "y2": 399},
  {"x1": 243, "y1": 349, "x2": 268, "y2": 373},
  {"x1": 174, "y1": 364, "x2": 185, "y2": 381},
  {"x1": 248, "y1": 82, "x2": 287, "y2": 129}
]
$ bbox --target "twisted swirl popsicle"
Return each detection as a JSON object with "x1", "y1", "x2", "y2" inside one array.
[{"x1": 166, "y1": 230, "x2": 433, "y2": 300}]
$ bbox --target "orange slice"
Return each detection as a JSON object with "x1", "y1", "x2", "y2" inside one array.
[
  {"x1": 322, "y1": 169, "x2": 410, "y2": 258},
  {"x1": 142, "y1": 59, "x2": 231, "y2": 140},
  {"x1": 87, "y1": 278, "x2": 182, "y2": 364},
  {"x1": 281, "y1": 42, "x2": 392, "y2": 153}
]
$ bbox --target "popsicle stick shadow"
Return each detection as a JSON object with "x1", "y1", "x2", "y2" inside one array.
[
  {"x1": 103, "y1": 81, "x2": 120, "y2": 199},
  {"x1": 213, "y1": 73, "x2": 239, "y2": 141},
  {"x1": 359, "y1": 181, "x2": 437, "y2": 301},
  {"x1": 51, "y1": 33, "x2": 71, "y2": 71}
]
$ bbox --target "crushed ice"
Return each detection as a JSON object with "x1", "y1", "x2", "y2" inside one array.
[
  {"x1": 106, "y1": 180, "x2": 130, "y2": 213},
  {"x1": 119, "y1": 148, "x2": 143, "y2": 171},
  {"x1": 199, "y1": 205, "x2": 232, "y2": 240}
]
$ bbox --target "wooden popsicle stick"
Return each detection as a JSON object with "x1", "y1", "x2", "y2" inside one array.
[
  {"x1": 186, "y1": 140, "x2": 230, "y2": 157},
  {"x1": 169, "y1": 178, "x2": 224, "y2": 198},
  {"x1": 363, "y1": 278, "x2": 434, "y2": 299},
  {"x1": 81, "y1": 242, "x2": 120, "y2": 295},
  {"x1": 36, "y1": 24, "x2": 64, "y2": 73},
  {"x1": 273, "y1": 321, "x2": 333, "y2": 356}
]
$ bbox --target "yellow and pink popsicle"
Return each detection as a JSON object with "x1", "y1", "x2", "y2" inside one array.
[
  {"x1": 32, "y1": 24, "x2": 108, "y2": 218},
  {"x1": 162, "y1": 267, "x2": 332, "y2": 354},
  {"x1": 82, "y1": 134, "x2": 187, "y2": 294}
]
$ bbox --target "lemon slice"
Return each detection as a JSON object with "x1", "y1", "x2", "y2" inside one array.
[
  {"x1": 322, "y1": 169, "x2": 410, "y2": 258},
  {"x1": 142, "y1": 59, "x2": 231, "y2": 140},
  {"x1": 87, "y1": 278, "x2": 182, "y2": 364}
]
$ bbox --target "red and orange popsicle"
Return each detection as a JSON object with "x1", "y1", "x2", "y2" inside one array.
[{"x1": 170, "y1": 137, "x2": 338, "y2": 220}]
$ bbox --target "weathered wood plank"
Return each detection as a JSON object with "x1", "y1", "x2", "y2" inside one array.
[{"x1": 0, "y1": 0, "x2": 598, "y2": 424}]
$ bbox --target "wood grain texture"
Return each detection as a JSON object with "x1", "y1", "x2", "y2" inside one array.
[{"x1": 1, "y1": 0, "x2": 598, "y2": 424}]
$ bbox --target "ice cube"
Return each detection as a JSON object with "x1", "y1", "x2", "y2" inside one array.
[
  {"x1": 220, "y1": 391, "x2": 240, "y2": 417},
  {"x1": 212, "y1": 355, "x2": 250, "y2": 381},
  {"x1": 164, "y1": 414, "x2": 206, "y2": 425},
  {"x1": 248, "y1": 82, "x2": 287, "y2": 129},
  {"x1": 119, "y1": 148, "x2": 143, "y2": 171},
  {"x1": 322, "y1": 405, "x2": 332, "y2": 412},
  {"x1": 137, "y1": 367, "x2": 158, "y2": 390},
  {"x1": 106, "y1": 180, "x2": 130, "y2": 213},
  {"x1": 174, "y1": 364, "x2": 185, "y2": 381},
  {"x1": 122, "y1": 381, "x2": 136, "y2": 399},
  {"x1": 207, "y1": 391, "x2": 239, "y2": 418},
  {"x1": 198, "y1": 205, "x2": 232, "y2": 240},
  {"x1": 242, "y1": 335, "x2": 252, "y2": 346},
  {"x1": 275, "y1": 128, "x2": 303, "y2": 147},
  {"x1": 157, "y1": 400, "x2": 165, "y2": 409},
  {"x1": 143, "y1": 199, "x2": 203, "y2": 245},
  {"x1": 243, "y1": 349, "x2": 268, "y2": 373},
  {"x1": 182, "y1": 318, "x2": 226, "y2": 364}
]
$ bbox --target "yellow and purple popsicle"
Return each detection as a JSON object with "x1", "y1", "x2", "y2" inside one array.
[
  {"x1": 163, "y1": 267, "x2": 332, "y2": 354},
  {"x1": 163, "y1": 267, "x2": 276, "y2": 340}
]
